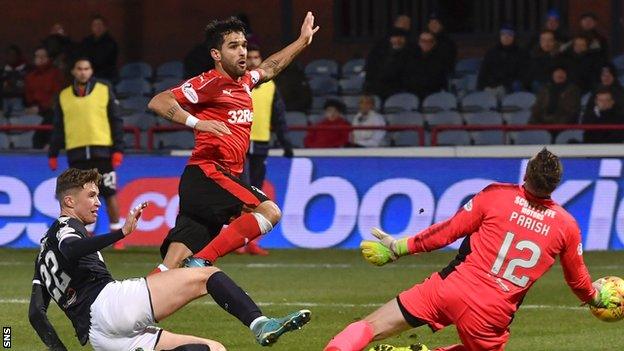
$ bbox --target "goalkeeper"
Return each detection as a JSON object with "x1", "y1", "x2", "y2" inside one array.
[{"x1": 324, "y1": 148, "x2": 620, "y2": 351}]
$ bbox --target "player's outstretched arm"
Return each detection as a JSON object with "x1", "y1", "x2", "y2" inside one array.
[
  {"x1": 257, "y1": 11, "x2": 320, "y2": 82},
  {"x1": 29, "y1": 283, "x2": 67, "y2": 350}
]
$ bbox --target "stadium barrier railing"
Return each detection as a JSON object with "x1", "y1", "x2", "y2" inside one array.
[{"x1": 0, "y1": 125, "x2": 142, "y2": 149}]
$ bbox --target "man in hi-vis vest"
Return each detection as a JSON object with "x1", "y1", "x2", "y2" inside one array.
[
  {"x1": 49, "y1": 57, "x2": 125, "y2": 247},
  {"x1": 240, "y1": 45, "x2": 294, "y2": 255}
]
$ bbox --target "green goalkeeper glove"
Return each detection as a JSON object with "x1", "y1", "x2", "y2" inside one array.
[
  {"x1": 360, "y1": 228, "x2": 410, "y2": 266},
  {"x1": 589, "y1": 280, "x2": 621, "y2": 308}
]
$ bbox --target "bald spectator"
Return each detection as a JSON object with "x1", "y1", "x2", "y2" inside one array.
[
  {"x1": 304, "y1": 99, "x2": 351, "y2": 148},
  {"x1": 80, "y1": 15, "x2": 118, "y2": 81},
  {"x1": 427, "y1": 13, "x2": 457, "y2": 75}
]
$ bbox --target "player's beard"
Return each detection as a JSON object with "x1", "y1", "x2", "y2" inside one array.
[{"x1": 224, "y1": 59, "x2": 246, "y2": 78}]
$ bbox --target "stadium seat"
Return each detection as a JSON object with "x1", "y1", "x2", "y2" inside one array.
[
  {"x1": 123, "y1": 131, "x2": 140, "y2": 149},
  {"x1": 460, "y1": 91, "x2": 497, "y2": 112},
  {"x1": 153, "y1": 78, "x2": 182, "y2": 93},
  {"x1": 123, "y1": 113, "x2": 156, "y2": 131},
  {"x1": 285, "y1": 111, "x2": 308, "y2": 126},
  {"x1": 156, "y1": 60, "x2": 184, "y2": 80},
  {"x1": 422, "y1": 91, "x2": 457, "y2": 112},
  {"x1": 8, "y1": 114, "x2": 43, "y2": 126},
  {"x1": 155, "y1": 130, "x2": 195, "y2": 149},
  {"x1": 119, "y1": 96, "x2": 150, "y2": 115},
  {"x1": 289, "y1": 131, "x2": 306, "y2": 148},
  {"x1": 455, "y1": 58, "x2": 482, "y2": 76},
  {"x1": 510, "y1": 130, "x2": 552, "y2": 145},
  {"x1": 437, "y1": 130, "x2": 471, "y2": 146},
  {"x1": 307, "y1": 113, "x2": 323, "y2": 125},
  {"x1": 383, "y1": 92, "x2": 418, "y2": 113},
  {"x1": 501, "y1": 92, "x2": 536, "y2": 112},
  {"x1": 339, "y1": 75, "x2": 364, "y2": 95},
  {"x1": 385, "y1": 111, "x2": 424, "y2": 126},
  {"x1": 581, "y1": 92, "x2": 592, "y2": 108},
  {"x1": 424, "y1": 111, "x2": 463, "y2": 127},
  {"x1": 555, "y1": 130, "x2": 584, "y2": 144},
  {"x1": 305, "y1": 59, "x2": 339, "y2": 77},
  {"x1": 392, "y1": 130, "x2": 421, "y2": 146},
  {"x1": 308, "y1": 76, "x2": 339, "y2": 96},
  {"x1": 9, "y1": 131, "x2": 35, "y2": 148},
  {"x1": 342, "y1": 95, "x2": 365, "y2": 114},
  {"x1": 0, "y1": 133, "x2": 9, "y2": 149},
  {"x1": 120, "y1": 62, "x2": 152, "y2": 79},
  {"x1": 471, "y1": 130, "x2": 505, "y2": 145},
  {"x1": 504, "y1": 110, "x2": 532, "y2": 125},
  {"x1": 614, "y1": 54, "x2": 624, "y2": 73},
  {"x1": 341, "y1": 58, "x2": 365, "y2": 77},
  {"x1": 463, "y1": 111, "x2": 503, "y2": 125},
  {"x1": 116, "y1": 79, "x2": 152, "y2": 97}
]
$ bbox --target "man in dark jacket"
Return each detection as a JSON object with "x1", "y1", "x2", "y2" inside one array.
[
  {"x1": 579, "y1": 12, "x2": 609, "y2": 59},
  {"x1": 427, "y1": 13, "x2": 457, "y2": 75},
  {"x1": 478, "y1": 25, "x2": 526, "y2": 93},
  {"x1": 408, "y1": 31, "x2": 448, "y2": 100},
  {"x1": 524, "y1": 30, "x2": 561, "y2": 92},
  {"x1": 530, "y1": 65, "x2": 580, "y2": 125},
  {"x1": 80, "y1": 15, "x2": 118, "y2": 81},
  {"x1": 561, "y1": 35, "x2": 604, "y2": 93},
  {"x1": 583, "y1": 88, "x2": 624, "y2": 143}
]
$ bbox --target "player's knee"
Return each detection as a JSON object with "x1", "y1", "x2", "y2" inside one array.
[
  {"x1": 197, "y1": 267, "x2": 221, "y2": 284},
  {"x1": 257, "y1": 201, "x2": 281, "y2": 225}
]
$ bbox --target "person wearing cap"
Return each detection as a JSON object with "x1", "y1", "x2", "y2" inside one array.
[
  {"x1": 427, "y1": 13, "x2": 457, "y2": 75},
  {"x1": 304, "y1": 99, "x2": 351, "y2": 148},
  {"x1": 578, "y1": 12, "x2": 609, "y2": 59},
  {"x1": 477, "y1": 24, "x2": 527, "y2": 97},
  {"x1": 527, "y1": 9, "x2": 569, "y2": 52},
  {"x1": 364, "y1": 26, "x2": 415, "y2": 99},
  {"x1": 530, "y1": 64, "x2": 581, "y2": 126}
]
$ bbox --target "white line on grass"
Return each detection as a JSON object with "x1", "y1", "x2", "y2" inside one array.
[{"x1": 0, "y1": 298, "x2": 587, "y2": 311}]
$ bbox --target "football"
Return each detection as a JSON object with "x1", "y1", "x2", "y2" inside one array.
[{"x1": 590, "y1": 276, "x2": 624, "y2": 322}]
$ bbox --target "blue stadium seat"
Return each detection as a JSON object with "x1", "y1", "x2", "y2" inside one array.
[
  {"x1": 341, "y1": 95, "x2": 362, "y2": 114},
  {"x1": 422, "y1": 92, "x2": 457, "y2": 112},
  {"x1": 460, "y1": 91, "x2": 497, "y2": 112},
  {"x1": 9, "y1": 131, "x2": 35, "y2": 149},
  {"x1": 339, "y1": 75, "x2": 364, "y2": 95},
  {"x1": 285, "y1": 111, "x2": 309, "y2": 126},
  {"x1": 155, "y1": 131, "x2": 195, "y2": 150},
  {"x1": 385, "y1": 111, "x2": 424, "y2": 126},
  {"x1": 120, "y1": 62, "x2": 152, "y2": 79},
  {"x1": 342, "y1": 58, "x2": 366, "y2": 77},
  {"x1": 307, "y1": 113, "x2": 323, "y2": 125},
  {"x1": 119, "y1": 96, "x2": 150, "y2": 115},
  {"x1": 383, "y1": 93, "x2": 418, "y2": 113},
  {"x1": 471, "y1": 130, "x2": 505, "y2": 145},
  {"x1": 123, "y1": 113, "x2": 156, "y2": 131},
  {"x1": 424, "y1": 111, "x2": 463, "y2": 127},
  {"x1": 8, "y1": 114, "x2": 43, "y2": 126},
  {"x1": 153, "y1": 78, "x2": 182, "y2": 93},
  {"x1": 555, "y1": 130, "x2": 584, "y2": 144},
  {"x1": 501, "y1": 92, "x2": 536, "y2": 111},
  {"x1": 510, "y1": 130, "x2": 552, "y2": 145},
  {"x1": 437, "y1": 130, "x2": 471, "y2": 145},
  {"x1": 156, "y1": 61, "x2": 184, "y2": 80},
  {"x1": 392, "y1": 130, "x2": 421, "y2": 146},
  {"x1": 289, "y1": 131, "x2": 306, "y2": 148},
  {"x1": 463, "y1": 111, "x2": 503, "y2": 125},
  {"x1": 503, "y1": 110, "x2": 532, "y2": 125},
  {"x1": 309, "y1": 76, "x2": 339, "y2": 96},
  {"x1": 0, "y1": 133, "x2": 9, "y2": 149},
  {"x1": 613, "y1": 54, "x2": 624, "y2": 73},
  {"x1": 455, "y1": 58, "x2": 482, "y2": 76},
  {"x1": 116, "y1": 79, "x2": 152, "y2": 97},
  {"x1": 305, "y1": 59, "x2": 339, "y2": 77}
]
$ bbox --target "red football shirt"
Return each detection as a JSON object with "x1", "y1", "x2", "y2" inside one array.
[
  {"x1": 171, "y1": 69, "x2": 262, "y2": 175},
  {"x1": 407, "y1": 183, "x2": 595, "y2": 308}
]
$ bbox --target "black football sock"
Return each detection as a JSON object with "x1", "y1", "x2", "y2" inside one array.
[
  {"x1": 206, "y1": 271, "x2": 263, "y2": 327},
  {"x1": 166, "y1": 344, "x2": 210, "y2": 351}
]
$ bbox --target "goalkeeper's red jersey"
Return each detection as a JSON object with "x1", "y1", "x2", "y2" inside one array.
[
  {"x1": 170, "y1": 69, "x2": 262, "y2": 176},
  {"x1": 407, "y1": 183, "x2": 595, "y2": 307}
]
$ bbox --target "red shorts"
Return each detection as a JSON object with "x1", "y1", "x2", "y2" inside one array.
[{"x1": 398, "y1": 272, "x2": 511, "y2": 351}]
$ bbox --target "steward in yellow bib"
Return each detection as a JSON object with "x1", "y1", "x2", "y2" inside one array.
[{"x1": 48, "y1": 58, "x2": 125, "y2": 240}]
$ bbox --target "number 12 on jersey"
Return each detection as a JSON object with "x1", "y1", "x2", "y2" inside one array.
[{"x1": 491, "y1": 231, "x2": 541, "y2": 287}]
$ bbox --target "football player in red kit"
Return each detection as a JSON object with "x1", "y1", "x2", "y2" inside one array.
[
  {"x1": 324, "y1": 149, "x2": 618, "y2": 351},
  {"x1": 147, "y1": 12, "x2": 319, "y2": 346}
]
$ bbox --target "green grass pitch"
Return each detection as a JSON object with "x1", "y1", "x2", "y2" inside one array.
[{"x1": 1, "y1": 248, "x2": 622, "y2": 350}]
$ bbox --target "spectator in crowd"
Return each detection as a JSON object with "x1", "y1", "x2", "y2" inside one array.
[
  {"x1": 274, "y1": 63, "x2": 312, "y2": 112},
  {"x1": 24, "y1": 47, "x2": 64, "y2": 149},
  {"x1": 408, "y1": 31, "x2": 448, "y2": 100},
  {"x1": 304, "y1": 99, "x2": 351, "y2": 148},
  {"x1": 239, "y1": 45, "x2": 294, "y2": 256},
  {"x1": 578, "y1": 12, "x2": 609, "y2": 59},
  {"x1": 80, "y1": 15, "x2": 118, "y2": 81},
  {"x1": 364, "y1": 27, "x2": 414, "y2": 99},
  {"x1": 524, "y1": 30, "x2": 561, "y2": 92},
  {"x1": 49, "y1": 57, "x2": 125, "y2": 248},
  {"x1": 477, "y1": 24, "x2": 526, "y2": 96},
  {"x1": 530, "y1": 65, "x2": 581, "y2": 125},
  {"x1": 583, "y1": 64, "x2": 624, "y2": 119},
  {"x1": 582, "y1": 88, "x2": 624, "y2": 143},
  {"x1": 562, "y1": 35, "x2": 604, "y2": 93},
  {"x1": 350, "y1": 95, "x2": 386, "y2": 147},
  {"x1": 42, "y1": 23, "x2": 74, "y2": 73},
  {"x1": 1, "y1": 44, "x2": 29, "y2": 116},
  {"x1": 527, "y1": 9, "x2": 569, "y2": 50},
  {"x1": 427, "y1": 13, "x2": 457, "y2": 75}
]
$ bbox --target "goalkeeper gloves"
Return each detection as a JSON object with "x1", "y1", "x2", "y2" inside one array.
[
  {"x1": 360, "y1": 227, "x2": 410, "y2": 266},
  {"x1": 589, "y1": 281, "x2": 621, "y2": 308}
]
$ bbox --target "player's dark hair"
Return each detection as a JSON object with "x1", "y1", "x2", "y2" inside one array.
[
  {"x1": 525, "y1": 148, "x2": 562, "y2": 195},
  {"x1": 55, "y1": 168, "x2": 101, "y2": 200},
  {"x1": 204, "y1": 17, "x2": 247, "y2": 50}
]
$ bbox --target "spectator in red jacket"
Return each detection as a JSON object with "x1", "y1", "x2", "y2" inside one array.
[
  {"x1": 304, "y1": 99, "x2": 351, "y2": 148},
  {"x1": 24, "y1": 47, "x2": 64, "y2": 149}
]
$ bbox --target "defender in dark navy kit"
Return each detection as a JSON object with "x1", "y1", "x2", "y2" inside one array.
[{"x1": 28, "y1": 168, "x2": 310, "y2": 351}]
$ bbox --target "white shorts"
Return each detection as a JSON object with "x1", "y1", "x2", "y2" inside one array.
[{"x1": 89, "y1": 278, "x2": 162, "y2": 351}]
